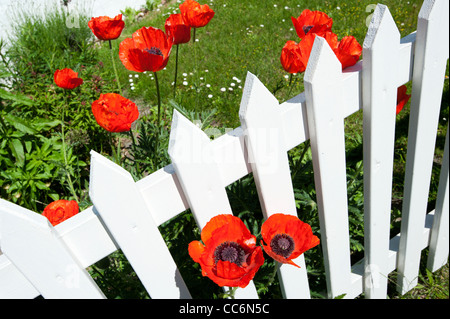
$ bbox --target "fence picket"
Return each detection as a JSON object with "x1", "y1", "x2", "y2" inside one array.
[
  {"x1": 239, "y1": 72, "x2": 311, "y2": 298},
  {"x1": 89, "y1": 151, "x2": 191, "y2": 298},
  {"x1": 304, "y1": 36, "x2": 353, "y2": 298},
  {"x1": 168, "y1": 110, "x2": 259, "y2": 299},
  {"x1": 427, "y1": 123, "x2": 449, "y2": 272},
  {"x1": 362, "y1": 4, "x2": 401, "y2": 299},
  {"x1": 397, "y1": 0, "x2": 449, "y2": 295},
  {"x1": 0, "y1": 199, "x2": 105, "y2": 299}
]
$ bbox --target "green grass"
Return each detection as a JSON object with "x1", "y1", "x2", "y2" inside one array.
[{"x1": 108, "y1": 0, "x2": 424, "y2": 127}]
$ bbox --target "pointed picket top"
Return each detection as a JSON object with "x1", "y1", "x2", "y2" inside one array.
[
  {"x1": 362, "y1": 3, "x2": 401, "y2": 299},
  {"x1": 239, "y1": 71, "x2": 280, "y2": 125},
  {"x1": 0, "y1": 199, "x2": 105, "y2": 299},
  {"x1": 364, "y1": 4, "x2": 400, "y2": 50},
  {"x1": 304, "y1": 36, "x2": 342, "y2": 88},
  {"x1": 418, "y1": 0, "x2": 449, "y2": 58},
  {"x1": 89, "y1": 150, "x2": 191, "y2": 299},
  {"x1": 168, "y1": 109, "x2": 233, "y2": 228},
  {"x1": 168, "y1": 109, "x2": 211, "y2": 166}
]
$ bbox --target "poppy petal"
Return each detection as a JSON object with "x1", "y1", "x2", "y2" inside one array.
[{"x1": 188, "y1": 241, "x2": 205, "y2": 263}]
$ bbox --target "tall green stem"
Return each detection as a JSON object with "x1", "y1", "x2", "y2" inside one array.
[
  {"x1": 128, "y1": 129, "x2": 141, "y2": 178},
  {"x1": 173, "y1": 44, "x2": 179, "y2": 98},
  {"x1": 153, "y1": 71, "x2": 162, "y2": 157},
  {"x1": 192, "y1": 28, "x2": 200, "y2": 111},
  {"x1": 61, "y1": 94, "x2": 79, "y2": 202},
  {"x1": 109, "y1": 40, "x2": 123, "y2": 95},
  {"x1": 154, "y1": 72, "x2": 162, "y2": 125}
]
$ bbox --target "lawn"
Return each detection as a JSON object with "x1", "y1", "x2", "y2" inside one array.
[{"x1": 0, "y1": 0, "x2": 448, "y2": 299}]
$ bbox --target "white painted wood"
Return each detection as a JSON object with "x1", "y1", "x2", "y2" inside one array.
[
  {"x1": 361, "y1": 4, "x2": 400, "y2": 299},
  {"x1": 427, "y1": 123, "x2": 449, "y2": 271},
  {"x1": 397, "y1": 0, "x2": 449, "y2": 295},
  {"x1": 55, "y1": 206, "x2": 119, "y2": 268},
  {"x1": 168, "y1": 110, "x2": 259, "y2": 299},
  {"x1": 348, "y1": 211, "x2": 436, "y2": 299},
  {"x1": 89, "y1": 151, "x2": 191, "y2": 299},
  {"x1": 239, "y1": 72, "x2": 311, "y2": 299},
  {"x1": 303, "y1": 36, "x2": 353, "y2": 298},
  {"x1": 0, "y1": 199, "x2": 105, "y2": 299}
]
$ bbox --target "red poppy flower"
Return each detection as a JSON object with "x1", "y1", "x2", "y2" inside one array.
[
  {"x1": 119, "y1": 26, "x2": 173, "y2": 73},
  {"x1": 179, "y1": 0, "x2": 215, "y2": 28},
  {"x1": 291, "y1": 9, "x2": 333, "y2": 39},
  {"x1": 54, "y1": 68, "x2": 83, "y2": 90},
  {"x1": 165, "y1": 14, "x2": 191, "y2": 45},
  {"x1": 333, "y1": 35, "x2": 362, "y2": 70},
  {"x1": 42, "y1": 199, "x2": 79, "y2": 226},
  {"x1": 188, "y1": 214, "x2": 264, "y2": 288},
  {"x1": 88, "y1": 14, "x2": 125, "y2": 41},
  {"x1": 261, "y1": 214, "x2": 319, "y2": 268},
  {"x1": 91, "y1": 93, "x2": 139, "y2": 133},
  {"x1": 396, "y1": 85, "x2": 411, "y2": 114}
]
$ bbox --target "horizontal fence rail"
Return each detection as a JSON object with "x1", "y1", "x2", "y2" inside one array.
[{"x1": 0, "y1": 0, "x2": 448, "y2": 299}]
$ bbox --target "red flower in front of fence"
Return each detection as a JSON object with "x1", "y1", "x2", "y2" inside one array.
[
  {"x1": 91, "y1": 93, "x2": 139, "y2": 133},
  {"x1": 42, "y1": 200, "x2": 79, "y2": 226},
  {"x1": 88, "y1": 14, "x2": 125, "y2": 41},
  {"x1": 396, "y1": 85, "x2": 411, "y2": 114},
  {"x1": 261, "y1": 214, "x2": 320, "y2": 268},
  {"x1": 179, "y1": 0, "x2": 215, "y2": 28},
  {"x1": 54, "y1": 68, "x2": 83, "y2": 90},
  {"x1": 188, "y1": 214, "x2": 264, "y2": 288},
  {"x1": 119, "y1": 26, "x2": 173, "y2": 73},
  {"x1": 333, "y1": 35, "x2": 362, "y2": 70},
  {"x1": 291, "y1": 9, "x2": 333, "y2": 39},
  {"x1": 165, "y1": 14, "x2": 191, "y2": 45}
]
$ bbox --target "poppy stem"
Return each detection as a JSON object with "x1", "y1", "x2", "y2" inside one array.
[
  {"x1": 61, "y1": 93, "x2": 79, "y2": 203},
  {"x1": 153, "y1": 71, "x2": 162, "y2": 158},
  {"x1": 173, "y1": 44, "x2": 179, "y2": 98},
  {"x1": 154, "y1": 72, "x2": 162, "y2": 125},
  {"x1": 109, "y1": 40, "x2": 123, "y2": 96}
]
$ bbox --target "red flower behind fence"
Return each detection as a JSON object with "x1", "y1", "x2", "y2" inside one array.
[
  {"x1": 261, "y1": 214, "x2": 320, "y2": 268},
  {"x1": 333, "y1": 35, "x2": 362, "y2": 70},
  {"x1": 179, "y1": 0, "x2": 215, "y2": 28},
  {"x1": 291, "y1": 9, "x2": 333, "y2": 39},
  {"x1": 91, "y1": 93, "x2": 139, "y2": 133},
  {"x1": 119, "y1": 26, "x2": 173, "y2": 73},
  {"x1": 43, "y1": 199, "x2": 79, "y2": 226},
  {"x1": 188, "y1": 214, "x2": 264, "y2": 288},
  {"x1": 54, "y1": 68, "x2": 83, "y2": 90},
  {"x1": 280, "y1": 40, "x2": 303, "y2": 74},
  {"x1": 282, "y1": 10, "x2": 362, "y2": 74},
  {"x1": 396, "y1": 85, "x2": 411, "y2": 114},
  {"x1": 88, "y1": 14, "x2": 125, "y2": 41}
]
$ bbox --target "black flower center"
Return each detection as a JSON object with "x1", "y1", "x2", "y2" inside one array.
[
  {"x1": 302, "y1": 25, "x2": 314, "y2": 34},
  {"x1": 214, "y1": 241, "x2": 246, "y2": 266},
  {"x1": 270, "y1": 233, "x2": 295, "y2": 258},
  {"x1": 145, "y1": 46, "x2": 163, "y2": 56}
]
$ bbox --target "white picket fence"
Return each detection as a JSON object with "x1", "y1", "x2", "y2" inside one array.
[{"x1": 0, "y1": 0, "x2": 448, "y2": 299}]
